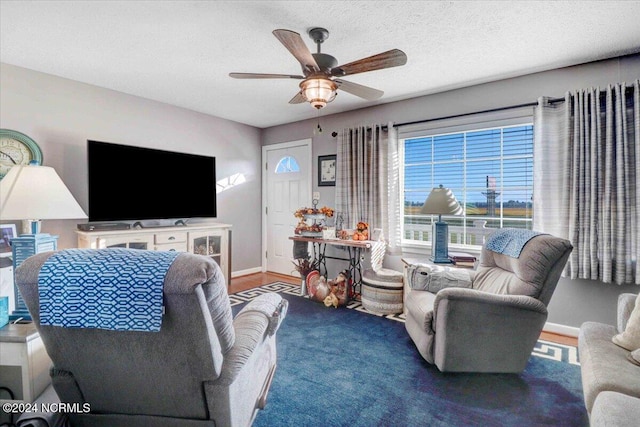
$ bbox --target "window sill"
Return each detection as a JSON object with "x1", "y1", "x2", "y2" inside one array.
[{"x1": 400, "y1": 242, "x2": 482, "y2": 258}]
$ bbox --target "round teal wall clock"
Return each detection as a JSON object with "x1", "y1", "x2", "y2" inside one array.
[{"x1": 0, "y1": 129, "x2": 43, "y2": 180}]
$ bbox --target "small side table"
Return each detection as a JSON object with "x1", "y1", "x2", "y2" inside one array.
[
  {"x1": 289, "y1": 236, "x2": 372, "y2": 299},
  {"x1": 0, "y1": 323, "x2": 51, "y2": 403}
]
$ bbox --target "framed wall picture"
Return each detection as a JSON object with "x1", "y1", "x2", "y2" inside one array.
[
  {"x1": 318, "y1": 154, "x2": 336, "y2": 187},
  {"x1": 0, "y1": 224, "x2": 17, "y2": 255}
]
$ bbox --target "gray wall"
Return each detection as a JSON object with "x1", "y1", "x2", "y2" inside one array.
[
  {"x1": 2, "y1": 54, "x2": 638, "y2": 329},
  {"x1": 0, "y1": 63, "x2": 263, "y2": 274},
  {"x1": 262, "y1": 54, "x2": 640, "y2": 329}
]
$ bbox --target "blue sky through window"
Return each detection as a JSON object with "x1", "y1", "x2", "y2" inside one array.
[
  {"x1": 275, "y1": 156, "x2": 300, "y2": 173},
  {"x1": 403, "y1": 125, "x2": 533, "y2": 206}
]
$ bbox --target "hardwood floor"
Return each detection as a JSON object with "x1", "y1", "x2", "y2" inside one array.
[
  {"x1": 229, "y1": 272, "x2": 579, "y2": 347},
  {"x1": 539, "y1": 331, "x2": 578, "y2": 346},
  {"x1": 228, "y1": 271, "x2": 299, "y2": 294}
]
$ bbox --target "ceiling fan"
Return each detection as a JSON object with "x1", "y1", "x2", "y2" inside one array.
[{"x1": 229, "y1": 27, "x2": 407, "y2": 109}]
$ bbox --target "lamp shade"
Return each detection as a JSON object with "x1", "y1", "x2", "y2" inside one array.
[
  {"x1": 420, "y1": 185, "x2": 463, "y2": 216},
  {"x1": 300, "y1": 77, "x2": 337, "y2": 109},
  {"x1": 0, "y1": 163, "x2": 87, "y2": 220}
]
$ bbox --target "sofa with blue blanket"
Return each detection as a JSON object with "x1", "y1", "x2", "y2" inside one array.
[
  {"x1": 15, "y1": 249, "x2": 287, "y2": 427},
  {"x1": 404, "y1": 230, "x2": 573, "y2": 373}
]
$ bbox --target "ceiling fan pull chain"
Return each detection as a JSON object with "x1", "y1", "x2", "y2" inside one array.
[{"x1": 315, "y1": 109, "x2": 323, "y2": 135}]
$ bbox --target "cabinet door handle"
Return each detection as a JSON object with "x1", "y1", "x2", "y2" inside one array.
[{"x1": 169, "y1": 236, "x2": 175, "y2": 240}]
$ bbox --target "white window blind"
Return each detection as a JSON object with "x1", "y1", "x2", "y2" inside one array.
[{"x1": 401, "y1": 123, "x2": 533, "y2": 248}]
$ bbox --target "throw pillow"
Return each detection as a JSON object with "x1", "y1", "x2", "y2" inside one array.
[
  {"x1": 612, "y1": 293, "x2": 640, "y2": 351},
  {"x1": 629, "y1": 348, "x2": 640, "y2": 367},
  {"x1": 408, "y1": 265, "x2": 472, "y2": 293}
]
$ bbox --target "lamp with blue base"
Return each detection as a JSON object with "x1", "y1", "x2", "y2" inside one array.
[
  {"x1": 0, "y1": 160, "x2": 87, "y2": 321},
  {"x1": 420, "y1": 185, "x2": 463, "y2": 264}
]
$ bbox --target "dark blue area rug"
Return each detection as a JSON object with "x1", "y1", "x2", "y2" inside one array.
[{"x1": 231, "y1": 283, "x2": 588, "y2": 427}]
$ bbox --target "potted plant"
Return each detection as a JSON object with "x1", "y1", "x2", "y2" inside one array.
[{"x1": 292, "y1": 257, "x2": 319, "y2": 296}]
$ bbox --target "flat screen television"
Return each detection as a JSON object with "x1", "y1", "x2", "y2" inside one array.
[{"x1": 87, "y1": 140, "x2": 216, "y2": 223}]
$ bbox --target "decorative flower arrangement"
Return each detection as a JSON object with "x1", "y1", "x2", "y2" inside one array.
[
  {"x1": 294, "y1": 220, "x2": 323, "y2": 235},
  {"x1": 294, "y1": 206, "x2": 335, "y2": 235},
  {"x1": 294, "y1": 206, "x2": 334, "y2": 219},
  {"x1": 291, "y1": 258, "x2": 318, "y2": 277}
]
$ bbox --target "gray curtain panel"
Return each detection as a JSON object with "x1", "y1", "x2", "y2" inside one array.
[
  {"x1": 533, "y1": 80, "x2": 639, "y2": 285},
  {"x1": 335, "y1": 122, "x2": 401, "y2": 252}
]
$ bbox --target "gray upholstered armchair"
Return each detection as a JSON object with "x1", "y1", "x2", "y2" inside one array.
[
  {"x1": 15, "y1": 249, "x2": 287, "y2": 427},
  {"x1": 404, "y1": 232, "x2": 572, "y2": 373}
]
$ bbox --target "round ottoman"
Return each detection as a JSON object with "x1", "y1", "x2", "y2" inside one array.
[{"x1": 361, "y1": 268, "x2": 404, "y2": 315}]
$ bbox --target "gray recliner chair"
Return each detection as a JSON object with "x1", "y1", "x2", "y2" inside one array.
[
  {"x1": 16, "y1": 250, "x2": 287, "y2": 427},
  {"x1": 404, "y1": 232, "x2": 572, "y2": 373}
]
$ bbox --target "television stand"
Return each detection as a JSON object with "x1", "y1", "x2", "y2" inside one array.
[{"x1": 76, "y1": 223, "x2": 232, "y2": 285}]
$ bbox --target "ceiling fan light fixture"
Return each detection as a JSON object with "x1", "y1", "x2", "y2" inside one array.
[
  {"x1": 300, "y1": 78, "x2": 337, "y2": 109},
  {"x1": 230, "y1": 28, "x2": 407, "y2": 111}
]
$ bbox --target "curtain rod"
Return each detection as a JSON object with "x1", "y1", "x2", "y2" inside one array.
[
  {"x1": 384, "y1": 85, "x2": 636, "y2": 130},
  {"x1": 332, "y1": 100, "x2": 552, "y2": 136},
  {"x1": 382, "y1": 97, "x2": 564, "y2": 130},
  {"x1": 331, "y1": 85, "x2": 636, "y2": 136}
]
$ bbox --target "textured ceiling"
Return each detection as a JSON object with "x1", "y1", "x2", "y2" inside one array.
[{"x1": 2, "y1": 1, "x2": 640, "y2": 129}]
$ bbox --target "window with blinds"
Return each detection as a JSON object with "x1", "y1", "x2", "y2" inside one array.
[{"x1": 401, "y1": 124, "x2": 533, "y2": 248}]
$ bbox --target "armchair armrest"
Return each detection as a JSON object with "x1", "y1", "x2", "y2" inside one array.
[
  {"x1": 431, "y1": 287, "x2": 548, "y2": 372},
  {"x1": 16, "y1": 384, "x2": 69, "y2": 427},
  {"x1": 215, "y1": 293, "x2": 288, "y2": 386},
  {"x1": 236, "y1": 293, "x2": 288, "y2": 336},
  {"x1": 617, "y1": 293, "x2": 638, "y2": 334},
  {"x1": 17, "y1": 413, "x2": 68, "y2": 427},
  {"x1": 432, "y1": 287, "x2": 548, "y2": 329}
]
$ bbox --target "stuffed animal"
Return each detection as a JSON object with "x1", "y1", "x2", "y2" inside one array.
[
  {"x1": 323, "y1": 293, "x2": 339, "y2": 308},
  {"x1": 327, "y1": 270, "x2": 349, "y2": 306}
]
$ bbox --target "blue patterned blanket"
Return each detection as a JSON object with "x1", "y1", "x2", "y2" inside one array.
[
  {"x1": 39, "y1": 248, "x2": 179, "y2": 332},
  {"x1": 485, "y1": 229, "x2": 544, "y2": 258}
]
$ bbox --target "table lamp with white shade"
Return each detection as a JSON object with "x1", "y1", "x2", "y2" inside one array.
[
  {"x1": 0, "y1": 161, "x2": 87, "y2": 320},
  {"x1": 420, "y1": 184, "x2": 463, "y2": 263},
  {"x1": 0, "y1": 161, "x2": 87, "y2": 234}
]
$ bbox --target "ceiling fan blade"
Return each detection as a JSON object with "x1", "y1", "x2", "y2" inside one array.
[
  {"x1": 332, "y1": 49, "x2": 407, "y2": 76},
  {"x1": 229, "y1": 72, "x2": 304, "y2": 79},
  {"x1": 272, "y1": 29, "x2": 320, "y2": 73},
  {"x1": 288, "y1": 91, "x2": 306, "y2": 104},
  {"x1": 334, "y1": 79, "x2": 383, "y2": 100}
]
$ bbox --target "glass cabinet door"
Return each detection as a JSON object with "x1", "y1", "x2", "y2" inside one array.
[
  {"x1": 192, "y1": 234, "x2": 221, "y2": 265},
  {"x1": 128, "y1": 242, "x2": 149, "y2": 250},
  {"x1": 98, "y1": 235, "x2": 153, "y2": 250},
  {"x1": 189, "y1": 230, "x2": 227, "y2": 278}
]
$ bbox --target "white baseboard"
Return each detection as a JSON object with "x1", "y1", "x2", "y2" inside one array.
[
  {"x1": 543, "y1": 322, "x2": 579, "y2": 338},
  {"x1": 231, "y1": 266, "x2": 262, "y2": 278}
]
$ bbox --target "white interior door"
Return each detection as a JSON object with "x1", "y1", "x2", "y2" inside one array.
[{"x1": 262, "y1": 140, "x2": 311, "y2": 275}]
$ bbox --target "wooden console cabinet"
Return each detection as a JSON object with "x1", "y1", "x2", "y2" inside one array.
[{"x1": 77, "y1": 223, "x2": 232, "y2": 285}]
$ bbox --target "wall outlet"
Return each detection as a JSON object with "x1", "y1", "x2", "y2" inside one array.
[{"x1": 313, "y1": 192, "x2": 320, "y2": 201}]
